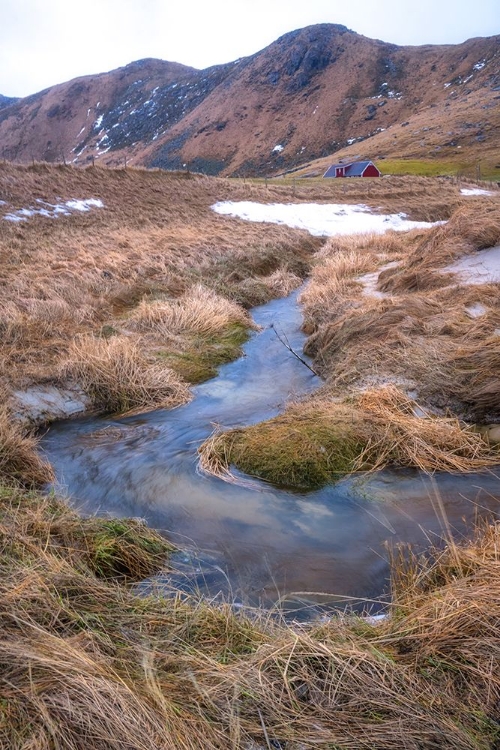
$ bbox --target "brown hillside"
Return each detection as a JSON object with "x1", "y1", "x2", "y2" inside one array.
[
  {"x1": 0, "y1": 25, "x2": 499, "y2": 176},
  {"x1": 0, "y1": 59, "x2": 196, "y2": 164}
]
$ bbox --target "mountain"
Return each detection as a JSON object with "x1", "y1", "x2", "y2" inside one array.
[
  {"x1": 0, "y1": 94, "x2": 19, "y2": 110},
  {"x1": 0, "y1": 24, "x2": 499, "y2": 176}
]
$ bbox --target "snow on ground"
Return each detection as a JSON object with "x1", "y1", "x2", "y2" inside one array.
[
  {"x1": 12, "y1": 385, "x2": 90, "y2": 428},
  {"x1": 357, "y1": 261, "x2": 401, "y2": 299},
  {"x1": 465, "y1": 303, "x2": 488, "y2": 318},
  {"x1": 212, "y1": 201, "x2": 500, "y2": 292},
  {"x1": 212, "y1": 201, "x2": 443, "y2": 237},
  {"x1": 3, "y1": 198, "x2": 104, "y2": 222},
  {"x1": 460, "y1": 188, "x2": 495, "y2": 196},
  {"x1": 442, "y1": 245, "x2": 500, "y2": 285}
]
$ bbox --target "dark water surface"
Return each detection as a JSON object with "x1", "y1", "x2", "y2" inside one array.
[{"x1": 41, "y1": 289, "x2": 500, "y2": 616}]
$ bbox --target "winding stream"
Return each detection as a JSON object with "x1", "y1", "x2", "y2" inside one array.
[{"x1": 41, "y1": 289, "x2": 500, "y2": 617}]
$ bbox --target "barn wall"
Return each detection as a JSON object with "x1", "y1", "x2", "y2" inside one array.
[{"x1": 361, "y1": 164, "x2": 380, "y2": 177}]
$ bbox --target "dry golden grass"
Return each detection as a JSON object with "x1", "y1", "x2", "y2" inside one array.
[
  {"x1": 0, "y1": 484, "x2": 174, "y2": 580},
  {"x1": 252, "y1": 173, "x2": 464, "y2": 221},
  {"x1": 299, "y1": 247, "x2": 375, "y2": 326},
  {"x1": 300, "y1": 229, "x2": 426, "y2": 330},
  {"x1": 60, "y1": 335, "x2": 191, "y2": 414},
  {"x1": 200, "y1": 196, "x2": 500, "y2": 486},
  {"x1": 0, "y1": 403, "x2": 54, "y2": 486},
  {"x1": 2, "y1": 481, "x2": 500, "y2": 749},
  {"x1": 1, "y1": 164, "x2": 497, "y2": 486},
  {"x1": 0, "y1": 162, "x2": 323, "y2": 398},
  {"x1": 2, "y1": 156, "x2": 500, "y2": 750},
  {"x1": 300, "y1": 200, "x2": 500, "y2": 425},
  {"x1": 378, "y1": 201, "x2": 500, "y2": 294},
  {"x1": 127, "y1": 284, "x2": 253, "y2": 337}
]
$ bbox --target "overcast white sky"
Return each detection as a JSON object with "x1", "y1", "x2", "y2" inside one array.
[{"x1": 1, "y1": 0, "x2": 498, "y2": 98}]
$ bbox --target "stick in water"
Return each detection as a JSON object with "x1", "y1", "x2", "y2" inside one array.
[{"x1": 270, "y1": 323, "x2": 320, "y2": 376}]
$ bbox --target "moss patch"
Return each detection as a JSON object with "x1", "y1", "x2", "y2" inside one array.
[
  {"x1": 202, "y1": 405, "x2": 368, "y2": 489},
  {"x1": 159, "y1": 322, "x2": 250, "y2": 383}
]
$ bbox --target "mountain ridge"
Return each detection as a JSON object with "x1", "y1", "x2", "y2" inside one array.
[{"x1": 0, "y1": 24, "x2": 498, "y2": 176}]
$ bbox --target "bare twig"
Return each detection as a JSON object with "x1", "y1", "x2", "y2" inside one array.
[{"x1": 270, "y1": 324, "x2": 320, "y2": 376}]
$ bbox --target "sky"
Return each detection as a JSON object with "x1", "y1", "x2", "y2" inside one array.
[{"x1": 1, "y1": 0, "x2": 498, "y2": 98}]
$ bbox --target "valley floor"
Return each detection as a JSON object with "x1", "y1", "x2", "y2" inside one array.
[{"x1": 1, "y1": 163, "x2": 500, "y2": 747}]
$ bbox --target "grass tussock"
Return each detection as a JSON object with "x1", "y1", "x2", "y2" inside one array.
[
  {"x1": 61, "y1": 335, "x2": 190, "y2": 414},
  {"x1": 0, "y1": 402, "x2": 54, "y2": 486},
  {"x1": 126, "y1": 285, "x2": 258, "y2": 384},
  {"x1": 1, "y1": 481, "x2": 500, "y2": 748},
  {"x1": 127, "y1": 284, "x2": 253, "y2": 337},
  {"x1": 198, "y1": 386, "x2": 498, "y2": 489},
  {"x1": 0, "y1": 485, "x2": 174, "y2": 580}
]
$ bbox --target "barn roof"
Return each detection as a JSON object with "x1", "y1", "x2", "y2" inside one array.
[
  {"x1": 323, "y1": 163, "x2": 347, "y2": 176},
  {"x1": 345, "y1": 161, "x2": 373, "y2": 175},
  {"x1": 323, "y1": 160, "x2": 379, "y2": 177}
]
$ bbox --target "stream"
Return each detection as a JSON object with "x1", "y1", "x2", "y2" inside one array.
[{"x1": 41, "y1": 289, "x2": 500, "y2": 618}]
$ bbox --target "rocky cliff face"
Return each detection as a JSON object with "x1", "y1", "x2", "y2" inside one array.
[{"x1": 0, "y1": 24, "x2": 498, "y2": 175}]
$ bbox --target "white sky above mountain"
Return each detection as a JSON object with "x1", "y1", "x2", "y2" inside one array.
[{"x1": 1, "y1": 0, "x2": 498, "y2": 98}]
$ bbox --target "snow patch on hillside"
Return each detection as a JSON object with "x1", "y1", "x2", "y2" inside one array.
[
  {"x1": 460, "y1": 187, "x2": 495, "y2": 196},
  {"x1": 3, "y1": 198, "x2": 104, "y2": 222},
  {"x1": 212, "y1": 202, "x2": 444, "y2": 237}
]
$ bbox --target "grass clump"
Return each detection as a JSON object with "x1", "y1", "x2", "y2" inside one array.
[
  {"x1": 127, "y1": 284, "x2": 252, "y2": 337},
  {"x1": 61, "y1": 335, "x2": 191, "y2": 415},
  {"x1": 1, "y1": 485, "x2": 174, "y2": 581},
  {"x1": 126, "y1": 285, "x2": 257, "y2": 383},
  {"x1": 0, "y1": 401, "x2": 54, "y2": 486},
  {"x1": 199, "y1": 386, "x2": 498, "y2": 489},
  {"x1": 200, "y1": 404, "x2": 365, "y2": 489}
]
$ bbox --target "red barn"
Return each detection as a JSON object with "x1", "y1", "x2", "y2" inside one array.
[{"x1": 323, "y1": 160, "x2": 381, "y2": 178}]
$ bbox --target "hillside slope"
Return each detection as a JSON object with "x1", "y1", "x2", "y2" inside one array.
[{"x1": 0, "y1": 24, "x2": 499, "y2": 176}]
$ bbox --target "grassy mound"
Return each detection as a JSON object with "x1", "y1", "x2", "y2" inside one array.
[
  {"x1": 126, "y1": 284, "x2": 257, "y2": 383},
  {"x1": 61, "y1": 335, "x2": 191, "y2": 415},
  {"x1": 0, "y1": 484, "x2": 174, "y2": 580},
  {"x1": 199, "y1": 387, "x2": 499, "y2": 489}
]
